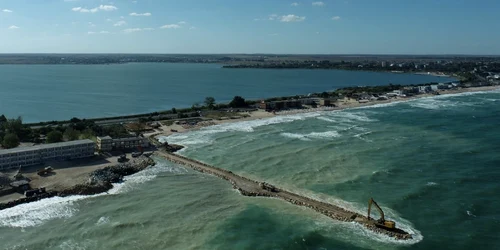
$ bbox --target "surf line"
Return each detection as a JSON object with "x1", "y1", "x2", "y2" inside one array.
[{"x1": 155, "y1": 151, "x2": 413, "y2": 240}]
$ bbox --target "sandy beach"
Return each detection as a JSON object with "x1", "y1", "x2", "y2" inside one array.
[
  {"x1": 147, "y1": 85, "x2": 500, "y2": 139},
  {"x1": 1, "y1": 85, "x2": 498, "y2": 205}
]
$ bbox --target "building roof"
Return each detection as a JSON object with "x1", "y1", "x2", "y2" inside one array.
[
  {"x1": 97, "y1": 136, "x2": 112, "y2": 140},
  {"x1": 10, "y1": 180, "x2": 30, "y2": 187},
  {"x1": 0, "y1": 139, "x2": 94, "y2": 155}
]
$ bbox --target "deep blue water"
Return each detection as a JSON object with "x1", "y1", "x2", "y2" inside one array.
[{"x1": 0, "y1": 63, "x2": 454, "y2": 122}]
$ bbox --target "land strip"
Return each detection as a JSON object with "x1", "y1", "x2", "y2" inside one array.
[{"x1": 155, "y1": 151, "x2": 412, "y2": 240}]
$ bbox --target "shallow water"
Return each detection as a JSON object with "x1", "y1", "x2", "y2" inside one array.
[{"x1": 1, "y1": 90, "x2": 499, "y2": 250}]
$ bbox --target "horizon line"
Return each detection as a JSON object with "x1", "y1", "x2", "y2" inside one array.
[{"x1": 0, "y1": 53, "x2": 499, "y2": 57}]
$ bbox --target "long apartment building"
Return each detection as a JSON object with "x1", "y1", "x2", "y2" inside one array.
[
  {"x1": 96, "y1": 136, "x2": 150, "y2": 152},
  {"x1": 0, "y1": 139, "x2": 95, "y2": 170}
]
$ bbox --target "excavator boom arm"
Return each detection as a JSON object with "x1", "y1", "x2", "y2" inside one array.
[{"x1": 367, "y1": 198, "x2": 385, "y2": 221}]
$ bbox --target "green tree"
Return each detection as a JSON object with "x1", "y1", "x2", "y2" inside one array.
[
  {"x1": 64, "y1": 127, "x2": 80, "y2": 141},
  {"x1": 0, "y1": 114, "x2": 7, "y2": 123},
  {"x1": 128, "y1": 122, "x2": 145, "y2": 136},
  {"x1": 171, "y1": 108, "x2": 177, "y2": 114},
  {"x1": 46, "y1": 130, "x2": 63, "y2": 143},
  {"x1": 204, "y1": 97, "x2": 216, "y2": 109},
  {"x1": 191, "y1": 103, "x2": 201, "y2": 111},
  {"x1": 2, "y1": 133, "x2": 20, "y2": 149},
  {"x1": 4, "y1": 117, "x2": 23, "y2": 135},
  {"x1": 229, "y1": 96, "x2": 247, "y2": 108},
  {"x1": 79, "y1": 128, "x2": 96, "y2": 141}
]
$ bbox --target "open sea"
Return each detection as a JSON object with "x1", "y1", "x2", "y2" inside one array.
[
  {"x1": 0, "y1": 63, "x2": 454, "y2": 122},
  {"x1": 1, "y1": 89, "x2": 499, "y2": 250}
]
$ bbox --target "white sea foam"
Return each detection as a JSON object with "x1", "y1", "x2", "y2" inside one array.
[
  {"x1": 409, "y1": 99, "x2": 463, "y2": 110},
  {"x1": 161, "y1": 112, "x2": 322, "y2": 146},
  {"x1": 308, "y1": 199, "x2": 423, "y2": 246},
  {"x1": 95, "y1": 216, "x2": 110, "y2": 226},
  {"x1": 353, "y1": 131, "x2": 373, "y2": 142},
  {"x1": 426, "y1": 182, "x2": 438, "y2": 186},
  {"x1": 466, "y1": 210, "x2": 476, "y2": 217},
  {"x1": 58, "y1": 239, "x2": 97, "y2": 250},
  {"x1": 0, "y1": 195, "x2": 87, "y2": 228},
  {"x1": 281, "y1": 131, "x2": 340, "y2": 141},
  {"x1": 0, "y1": 160, "x2": 178, "y2": 228},
  {"x1": 322, "y1": 111, "x2": 377, "y2": 123}
]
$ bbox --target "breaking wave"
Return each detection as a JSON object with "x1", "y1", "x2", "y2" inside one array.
[
  {"x1": 0, "y1": 160, "x2": 180, "y2": 228},
  {"x1": 161, "y1": 112, "x2": 321, "y2": 146},
  {"x1": 280, "y1": 131, "x2": 341, "y2": 141}
]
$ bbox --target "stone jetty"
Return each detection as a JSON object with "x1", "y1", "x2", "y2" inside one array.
[
  {"x1": 156, "y1": 151, "x2": 412, "y2": 240},
  {"x1": 0, "y1": 156, "x2": 155, "y2": 210}
]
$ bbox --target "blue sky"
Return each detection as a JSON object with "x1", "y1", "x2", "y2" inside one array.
[{"x1": 0, "y1": 0, "x2": 499, "y2": 54}]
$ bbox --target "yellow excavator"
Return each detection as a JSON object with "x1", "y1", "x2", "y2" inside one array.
[{"x1": 367, "y1": 198, "x2": 396, "y2": 229}]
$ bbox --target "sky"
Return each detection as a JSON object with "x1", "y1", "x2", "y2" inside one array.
[{"x1": 0, "y1": 0, "x2": 499, "y2": 54}]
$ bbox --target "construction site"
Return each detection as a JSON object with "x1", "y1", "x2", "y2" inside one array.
[{"x1": 155, "y1": 150, "x2": 413, "y2": 240}]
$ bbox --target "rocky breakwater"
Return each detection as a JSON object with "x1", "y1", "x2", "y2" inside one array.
[
  {"x1": 59, "y1": 156, "x2": 155, "y2": 196},
  {"x1": 156, "y1": 151, "x2": 413, "y2": 240},
  {"x1": 0, "y1": 156, "x2": 155, "y2": 210}
]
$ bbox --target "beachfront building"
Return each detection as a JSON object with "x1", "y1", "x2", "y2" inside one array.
[
  {"x1": 259, "y1": 100, "x2": 302, "y2": 111},
  {"x1": 96, "y1": 136, "x2": 150, "y2": 152},
  {"x1": 319, "y1": 98, "x2": 338, "y2": 106},
  {"x1": 0, "y1": 139, "x2": 95, "y2": 170}
]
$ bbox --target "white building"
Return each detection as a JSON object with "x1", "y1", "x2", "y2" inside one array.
[
  {"x1": 96, "y1": 136, "x2": 150, "y2": 152},
  {"x1": 0, "y1": 139, "x2": 95, "y2": 170}
]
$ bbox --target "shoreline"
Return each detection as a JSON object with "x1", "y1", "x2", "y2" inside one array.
[
  {"x1": 149, "y1": 85, "x2": 500, "y2": 138},
  {"x1": 0, "y1": 155, "x2": 155, "y2": 210},
  {"x1": 0, "y1": 85, "x2": 498, "y2": 210}
]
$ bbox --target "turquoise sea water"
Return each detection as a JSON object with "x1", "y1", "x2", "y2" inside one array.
[
  {"x1": 0, "y1": 63, "x2": 454, "y2": 122},
  {"x1": 1, "y1": 90, "x2": 499, "y2": 250}
]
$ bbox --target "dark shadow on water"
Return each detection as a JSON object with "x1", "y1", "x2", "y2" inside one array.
[{"x1": 207, "y1": 204, "x2": 365, "y2": 250}]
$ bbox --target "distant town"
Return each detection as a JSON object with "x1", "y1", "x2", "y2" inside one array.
[{"x1": 1, "y1": 53, "x2": 499, "y2": 85}]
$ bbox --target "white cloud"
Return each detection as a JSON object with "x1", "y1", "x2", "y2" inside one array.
[
  {"x1": 106, "y1": 18, "x2": 112, "y2": 22},
  {"x1": 331, "y1": 16, "x2": 341, "y2": 20},
  {"x1": 120, "y1": 16, "x2": 124, "y2": 19},
  {"x1": 268, "y1": 14, "x2": 278, "y2": 20},
  {"x1": 113, "y1": 20, "x2": 126, "y2": 26},
  {"x1": 178, "y1": 21, "x2": 186, "y2": 25},
  {"x1": 72, "y1": 7, "x2": 88, "y2": 12},
  {"x1": 98, "y1": 5, "x2": 118, "y2": 11},
  {"x1": 8, "y1": 25, "x2": 19, "y2": 29},
  {"x1": 72, "y1": 5, "x2": 117, "y2": 13},
  {"x1": 88, "y1": 22, "x2": 96, "y2": 27},
  {"x1": 123, "y1": 27, "x2": 154, "y2": 33},
  {"x1": 312, "y1": 1, "x2": 325, "y2": 6},
  {"x1": 291, "y1": 3, "x2": 299, "y2": 6},
  {"x1": 129, "y1": 12, "x2": 151, "y2": 16},
  {"x1": 160, "y1": 24, "x2": 180, "y2": 29},
  {"x1": 2, "y1": 9, "x2": 13, "y2": 13},
  {"x1": 189, "y1": 26, "x2": 196, "y2": 30},
  {"x1": 279, "y1": 14, "x2": 305, "y2": 22},
  {"x1": 87, "y1": 31, "x2": 111, "y2": 35}
]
